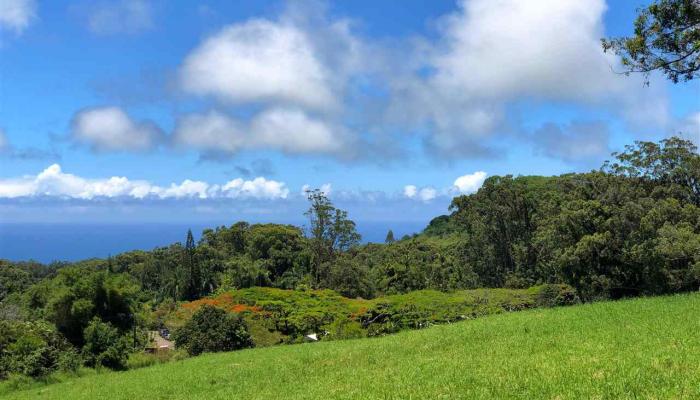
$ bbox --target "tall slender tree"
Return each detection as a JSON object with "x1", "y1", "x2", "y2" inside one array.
[
  {"x1": 385, "y1": 230, "x2": 395, "y2": 243},
  {"x1": 304, "y1": 189, "x2": 361, "y2": 285},
  {"x1": 184, "y1": 229, "x2": 200, "y2": 300}
]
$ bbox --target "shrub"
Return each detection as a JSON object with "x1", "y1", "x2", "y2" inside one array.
[
  {"x1": 0, "y1": 320, "x2": 75, "y2": 379},
  {"x1": 173, "y1": 305, "x2": 254, "y2": 356},
  {"x1": 324, "y1": 318, "x2": 365, "y2": 340},
  {"x1": 532, "y1": 284, "x2": 580, "y2": 307},
  {"x1": 81, "y1": 318, "x2": 129, "y2": 370}
]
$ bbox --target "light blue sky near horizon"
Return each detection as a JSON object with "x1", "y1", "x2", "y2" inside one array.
[{"x1": 0, "y1": 0, "x2": 698, "y2": 227}]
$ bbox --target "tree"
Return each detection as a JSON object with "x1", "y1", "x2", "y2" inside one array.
[
  {"x1": 304, "y1": 189, "x2": 361, "y2": 285},
  {"x1": 37, "y1": 267, "x2": 136, "y2": 347},
  {"x1": 603, "y1": 137, "x2": 700, "y2": 205},
  {"x1": 81, "y1": 318, "x2": 129, "y2": 370},
  {"x1": 602, "y1": 0, "x2": 700, "y2": 83},
  {"x1": 172, "y1": 305, "x2": 253, "y2": 356},
  {"x1": 0, "y1": 320, "x2": 78, "y2": 378},
  {"x1": 184, "y1": 229, "x2": 201, "y2": 300},
  {"x1": 385, "y1": 230, "x2": 395, "y2": 244}
]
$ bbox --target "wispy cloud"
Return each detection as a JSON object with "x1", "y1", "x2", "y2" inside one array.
[
  {"x1": 84, "y1": 0, "x2": 153, "y2": 35},
  {"x1": 0, "y1": 0, "x2": 36, "y2": 35}
]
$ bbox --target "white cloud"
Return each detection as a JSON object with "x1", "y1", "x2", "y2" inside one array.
[
  {"x1": 180, "y1": 19, "x2": 336, "y2": 110},
  {"x1": 222, "y1": 177, "x2": 289, "y2": 200},
  {"x1": 251, "y1": 108, "x2": 343, "y2": 154},
  {"x1": 386, "y1": 0, "x2": 669, "y2": 157},
  {"x1": 0, "y1": 164, "x2": 288, "y2": 200},
  {"x1": 405, "y1": 171, "x2": 487, "y2": 202},
  {"x1": 403, "y1": 185, "x2": 417, "y2": 198},
  {"x1": 172, "y1": 110, "x2": 246, "y2": 154},
  {"x1": 417, "y1": 187, "x2": 436, "y2": 202},
  {"x1": 453, "y1": 171, "x2": 487, "y2": 194},
  {"x1": 431, "y1": 0, "x2": 611, "y2": 101},
  {"x1": 173, "y1": 108, "x2": 345, "y2": 156},
  {"x1": 403, "y1": 185, "x2": 437, "y2": 202},
  {"x1": 71, "y1": 107, "x2": 162, "y2": 152},
  {"x1": 86, "y1": 0, "x2": 153, "y2": 35},
  {"x1": 178, "y1": 0, "x2": 367, "y2": 116},
  {"x1": 0, "y1": 0, "x2": 36, "y2": 34}
]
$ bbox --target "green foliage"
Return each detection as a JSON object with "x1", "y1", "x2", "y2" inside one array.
[
  {"x1": 27, "y1": 267, "x2": 137, "y2": 347},
  {"x1": 0, "y1": 262, "x2": 34, "y2": 303},
  {"x1": 0, "y1": 320, "x2": 77, "y2": 379},
  {"x1": 602, "y1": 0, "x2": 700, "y2": 83},
  {"x1": 530, "y1": 284, "x2": 580, "y2": 307},
  {"x1": 384, "y1": 230, "x2": 395, "y2": 243},
  {"x1": 172, "y1": 305, "x2": 254, "y2": 356},
  {"x1": 319, "y1": 255, "x2": 374, "y2": 299},
  {"x1": 81, "y1": 318, "x2": 129, "y2": 370},
  {"x1": 422, "y1": 215, "x2": 455, "y2": 236},
  {"x1": 172, "y1": 285, "x2": 576, "y2": 344},
  {"x1": 305, "y1": 189, "x2": 361, "y2": 285},
  {"x1": 446, "y1": 138, "x2": 700, "y2": 300}
]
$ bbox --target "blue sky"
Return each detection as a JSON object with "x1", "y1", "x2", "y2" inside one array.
[{"x1": 0, "y1": 0, "x2": 698, "y2": 228}]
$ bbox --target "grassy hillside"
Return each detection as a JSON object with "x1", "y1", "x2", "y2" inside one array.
[{"x1": 4, "y1": 293, "x2": 699, "y2": 399}]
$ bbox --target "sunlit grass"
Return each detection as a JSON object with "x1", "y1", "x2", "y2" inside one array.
[{"x1": 4, "y1": 293, "x2": 699, "y2": 399}]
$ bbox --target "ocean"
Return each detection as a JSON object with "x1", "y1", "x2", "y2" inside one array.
[{"x1": 0, "y1": 221, "x2": 427, "y2": 263}]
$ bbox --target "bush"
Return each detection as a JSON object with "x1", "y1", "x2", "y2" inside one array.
[
  {"x1": 532, "y1": 284, "x2": 580, "y2": 307},
  {"x1": 0, "y1": 320, "x2": 75, "y2": 379},
  {"x1": 81, "y1": 318, "x2": 129, "y2": 370},
  {"x1": 173, "y1": 305, "x2": 254, "y2": 356},
  {"x1": 324, "y1": 318, "x2": 365, "y2": 340}
]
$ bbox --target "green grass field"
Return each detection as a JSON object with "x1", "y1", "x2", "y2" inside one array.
[{"x1": 4, "y1": 293, "x2": 699, "y2": 399}]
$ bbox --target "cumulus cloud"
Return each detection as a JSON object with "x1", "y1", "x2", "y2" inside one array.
[
  {"x1": 386, "y1": 0, "x2": 668, "y2": 158},
  {"x1": 71, "y1": 107, "x2": 163, "y2": 152},
  {"x1": 173, "y1": 108, "x2": 346, "y2": 156},
  {"x1": 403, "y1": 185, "x2": 417, "y2": 198},
  {"x1": 0, "y1": 164, "x2": 288, "y2": 200},
  {"x1": 453, "y1": 171, "x2": 487, "y2": 194},
  {"x1": 221, "y1": 177, "x2": 289, "y2": 200},
  {"x1": 179, "y1": 5, "x2": 362, "y2": 112},
  {"x1": 172, "y1": 110, "x2": 245, "y2": 154},
  {"x1": 405, "y1": 170, "x2": 487, "y2": 202},
  {"x1": 532, "y1": 121, "x2": 611, "y2": 163},
  {"x1": 85, "y1": 0, "x2": 153, "y2": 35},
  {"x1": 180, "y1": 20, "x2": 333, "y2": 110},
  {"x1": 0, "y1": 0, "x2": 36, "y2": 35},
  {"x1": 251, "y1": 108, "x2": 343, "y2": 154},
  {"x1": 403, "y1": 185, "x2": 437, "y2": 202}
]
